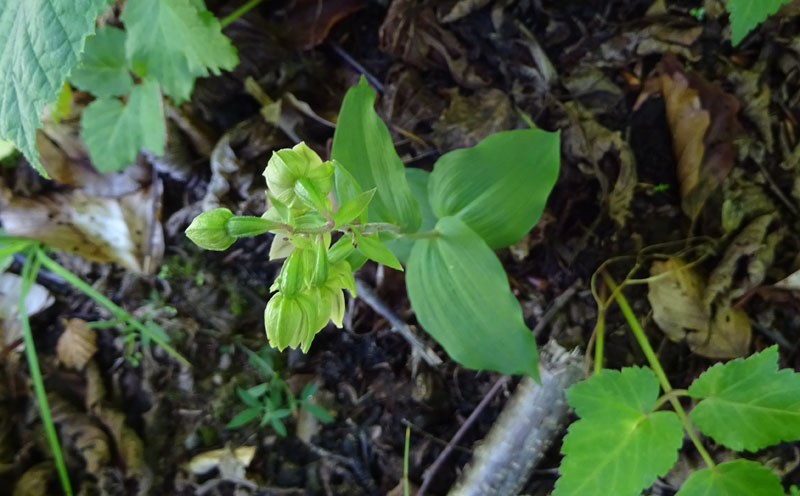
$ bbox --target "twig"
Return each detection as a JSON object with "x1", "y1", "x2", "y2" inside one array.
[
  {"x1": 531, "y1": 279, "x2": 581, "y2": 336},
  {"x1": 417, "y1": 375, "x2": 511, "y2": 496},
  {"x1": 328, "y1": 42, "x2": 385, "y2": 92},
  {"x1": 447, "y1": 341, "x2": 584, "y2": 496},
  {"x1": 354, "y1": 278, "x2": 442, "y2": 367}
]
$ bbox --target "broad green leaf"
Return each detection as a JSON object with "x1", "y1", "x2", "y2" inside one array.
[
  {"x1": 688, "y1": 345, "x2": 800, "y2": 451},
  {"x1": 354, "y1": 230, "x2": 403, "y2": 271},
  {"x1": 0, "y1": 0, "x2": 109, "y2": 176},
  {"x1": 406, "y1": 216, "x2": 538, "y2": 378},
  {"x1": 334, "y1": 189, "x2": 376, "y2": 228},
  {"x1": 121, "y1": 0, "x2": 238, "y2": 101},
  {"x1": 554, "y1": 367, "x2": 683, "y2": 496},
  {"x1": 70, "y1": 26, "x2": 134, "y2": 98},
  {"x1": 727, "y1": 0, "x2": 791, "y2": 46},
  {"x1": 81, "y1": 80, "x2": 166, "y2": 172},
  {"x1": 428, "y1": 129, "x2": 559, "y2": 249},
  {"x1": 386, "y1": 168, "x2": 438, "y2": 264},
  {"x1": 227, "y1": 408, "x2": 260, "y2": 429},
  {"x1": 331, "y1": 76, "x2": 421, "y2": 233},
  {"x1": 676, "y1": 459, "x2": 783, "y2": 496}
]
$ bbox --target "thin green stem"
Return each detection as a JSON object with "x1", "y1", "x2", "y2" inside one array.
[
  {"x1": 399, "y1": 230, "x2": 440, "y2": 240},
  {"x1": 37, "y1": 250, "x2": 190, "y2": 366},
  {"x1": 653, "y1": 389, "x2": 690, "y2": 411},
  {"x1": 355, "y1": 222, "x2": 405, "y2": 236},
  {"x1": 220, "y1": 0, "x2": 265, "y2": 27},
  {"x1": 20, "y1": 251, "x2": 72, "y2": 495},
  {"x1": 403, "y1": 426, "x2": 411, "y2": 496},
  {"x1": 602, "y1": 271, "x2": 715, "y2": 469},
  {"x1": 593, "y1": 311, "x2": 605, "y2": 376}
]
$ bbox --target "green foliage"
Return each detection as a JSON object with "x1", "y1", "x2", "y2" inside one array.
[
  {"x1": 726, "y1": 0, "x2": 792, "y2": 45},
  {"x1": 429, "y1": 129, "x2": 560, "y2": 249},
  {"x1": 228, "y1": 348, "x2": 332, "y2": 434},
  {"x1": 0, "y1": 0, "x2": 109, "y2": 176},
  {"x1": 331, "y1": 76, "x2": 422, "y2": 233},
  {"x1": 407, "y1": 216, "x2": 539, "y2": 378},
  {"x1": 71, "y1": 27, "x2": 134, "y2": 98},
  {"x1": 554, "y1": 367, "x2": 683, "y2": 496},
  {"x1": 81, "y1": 80, "x2": 166, "y2": 172},
  {"x1": 688, "y1": 346, "x2": 800, "y2": 451},
  {"x1": 121, "y1": 0, "x2": 237, "y2": 101},
  {"x1": 676, "y1": 460, "x2": 783, "y2": 496},
  {"x1": 186, "y1": 77, "x2": 559, "y2": 380}
]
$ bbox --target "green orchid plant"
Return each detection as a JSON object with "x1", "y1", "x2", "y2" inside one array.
[{"x1": 187, "y1": 76, "x2": 560, "y2": 379}]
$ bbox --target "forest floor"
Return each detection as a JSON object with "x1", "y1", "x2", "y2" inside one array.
[{"x1": 3, "y1": 0, "x2": 800, "y2": 495}]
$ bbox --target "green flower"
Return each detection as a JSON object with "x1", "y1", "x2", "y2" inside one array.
[
  {"x1": 263, "y1": 142, "x2": 334, "y2": 212},
  {"x1": 185, "y1": 208, "x2": 235, "y2": 251},
  {"x1": 264, "y1": 292, "x2": 319, "y2": 352}
]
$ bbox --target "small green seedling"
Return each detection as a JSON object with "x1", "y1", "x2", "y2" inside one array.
[
  {"x1": 227, "y1": 347, "x2": 332, "y2": 435},
  {"x1": 187, "y1": 76, "x2": 560, "y2": 379}
]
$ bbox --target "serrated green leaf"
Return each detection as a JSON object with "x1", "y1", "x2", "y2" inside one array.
[
  {"x1": 386, "y1": 168, "x2": 438, "y2": 264},
  {"x1": 81, "y1": 80, "x2": 166, "y2": 172},
  {"x1": 406, "y1": 216, "x2": 538, "y2": 378},
  {"x1": 554, "y1": 367, "x2": 683, "y2": 496},
  {"x1": 688, "y1": 345, "x2": 800, "y2": 451},
  {"x1": 334, "y1": 189, "x2": 376, "y2": 228},
  {"x1": 429, "y1": 129, "x2": 560, "y2": 249},
  {"x1": 727, "y1": 0, "x2": 791, "y2": 46},
  {"x1": 226, "y1": 408, "x2": 260, "y2": 429},
  {"x1": 70, "y1": 26, "x2": 134, "y2": 98},
  {"x1": 0, "y1": 0, "x2": 110, "y2": 176},
  {"x1": 354, "y1": 230, "x2": 403, "y2": 271},
  {"x1": 676, "y1": 459, "x2": 784, "y2": 496},
  {"x1": 121, "y1": 0, "x2": 238, "y2": 101},
  {"x1": 331, "y1": 76, "x2": 421, "y2": 233}
]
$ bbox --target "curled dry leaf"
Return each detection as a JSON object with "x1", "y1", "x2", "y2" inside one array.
[
  {"x1": 0, "y1": 273, "x2": 54, "y2": 347},
  {"x1": 56, "y1": 318, "x2": 97, "y2": 371},
  {"x1": 648, "y1": 257, "x2": 751, "y2": 358},
  {"x1": 280, "y1": 0, "x2": 364, "y2": 49},
  {"x1": 187, "y1": 446, "x2": 256, "y2": 476},
  {"x1": 432, "y1": 88, "x2": 514, "y2": 151},
  {"x1": 0, "y1": 184, "x2": 164, "y2": 274},
  {"x1": 635, "y1": 53, "x2": 743, "y2": 219}
]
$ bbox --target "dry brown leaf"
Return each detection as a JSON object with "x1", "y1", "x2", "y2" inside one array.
[
  {"x1": 12, "y1": 462, "x2": 54, "y2": 496},
  {"x1": 56, "y1": 318, "x2": 97, "y2": 371},
  {"x1": 0, "y1": 184, "x2": 164, "y2": 274},
  {"x1": 432, "y1": 88, "x2": 514, "y2": 151},
  {"x1": 0, "y1": 273, "x2": 54, "y2": 346},
  {"x1": 187, "y1": 446, "x2": 256, "y2": 476},
  {"x1": 280, "y1": 0, "x2": 364, "y2": 49},
  {"x1": 636, "y1": 53, "x2": 743, "y2": 219},
  {"x1": 648, "y1": 257, "x2": 750, "y2": 358}
]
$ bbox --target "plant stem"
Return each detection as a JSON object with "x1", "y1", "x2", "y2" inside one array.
[
  {"x1": 220, "y1": 0, "x2": 264, "y2": 27},
  {"x1": 20, "y1": 252, "x2": 72, "y2": 495},
  {"x1": 602, "y1": 271, "x2": 715, "y2": 469},
  {"x1": 37, "y1": 250, "x2": 190, "y2": 366},
  {"x1": 404, "y1": 427, "x2": 411, "y2": 496},
  {"x1": 653, "y1": 389, "x2": 690, "y2": 411},
  {"x1": 593, "y1": 310, "x2": 605, "y2": 376}
]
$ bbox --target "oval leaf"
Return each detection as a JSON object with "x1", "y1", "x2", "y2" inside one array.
[
  {"x1": 386, "y1": 168, "x2": 438, "y2": 264},
  {"x1": 331, "y1": 76, "x2": 421, "y2": 233},
  {"x1": 354, "y1": 230, "x2": 403, "y2": 271},
  {"x1": 406, "y1": 216, "x2": 538, "y2": 378},
  {"x1": 334, "y1": 188, "x2": 376, "y2": 228},
  {"x1": 429, "y1": 128, "x2": 560, "y2": 249}
]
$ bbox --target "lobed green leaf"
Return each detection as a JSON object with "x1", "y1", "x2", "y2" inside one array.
[
  {"x1": 688, "y1": 345, "x2": 800, "y2": 451},
  {"x1": 406, "y1": 216, "x2": 538, "y2": 378},
  {"x1": 555, "y1": 367, "x2": 683, "y2": 496},
  {"x1": 727, "y1": 0, "x2": 792, "y2": 46},
  {"x1": 70, "y1": 26, "x2": 134, "y2": 98},
  {"x1": 428, "y1": 129, "x2": 560, "y2": 249},
  {"x1": 676, "y1": 459, "x2": 784, "y2": 496},
  {"x1": 81, "y1": 80, "x2": 166, "y2": 172}
]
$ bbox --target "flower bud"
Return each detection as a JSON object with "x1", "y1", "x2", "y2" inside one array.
[
  {"x1": 185, "y1": 208, "x2": 235, "y2": 251},
  {"x1": 310, "y1": 237, "x2": 329, "y2": 287},
  {"x1": 263, "y1": 142, "x2": 334, "y2": 211},
  {"x1": 264, "y1": 292, "x2": 318, "y2": 351},
  {"x1": 279, "y1": 250, "x2": 306, "y2": 296}
]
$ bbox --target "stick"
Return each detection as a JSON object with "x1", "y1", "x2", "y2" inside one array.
[{"x1": 447, "y1": 341, "x2": 584, "y2": 496}]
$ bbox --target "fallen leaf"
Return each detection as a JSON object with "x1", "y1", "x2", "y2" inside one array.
[
  {"x1": 0, "y1": 273, "x2": 54, "y2": 347},
  {"x1": 280, "y1": 0, "x2": 365, "y2": 49},
  {"x1": 56, "y1": 318, "x2": 97, "y2": 371},
  {"x1": 12, "y1": 462, "x2": 53, "y2": 496},
  {"x1": 432, "y1": 88, "x2": 514, "y2": 151},
  {"x1": 635, "y1": 53, "x2": 743, "y2": 219},
  {"x1": 438, "y1": 0, "x2": 491, "y2": 23},
  {"x1": 187, "y1": 446, "x2": 256, "y2": 475},
  {"x1": 648, "y1": 257, "x2": 751, "y2": 358},
  {"x1": 0, "y1": 184, "x2": 164, "y2": 274}
]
